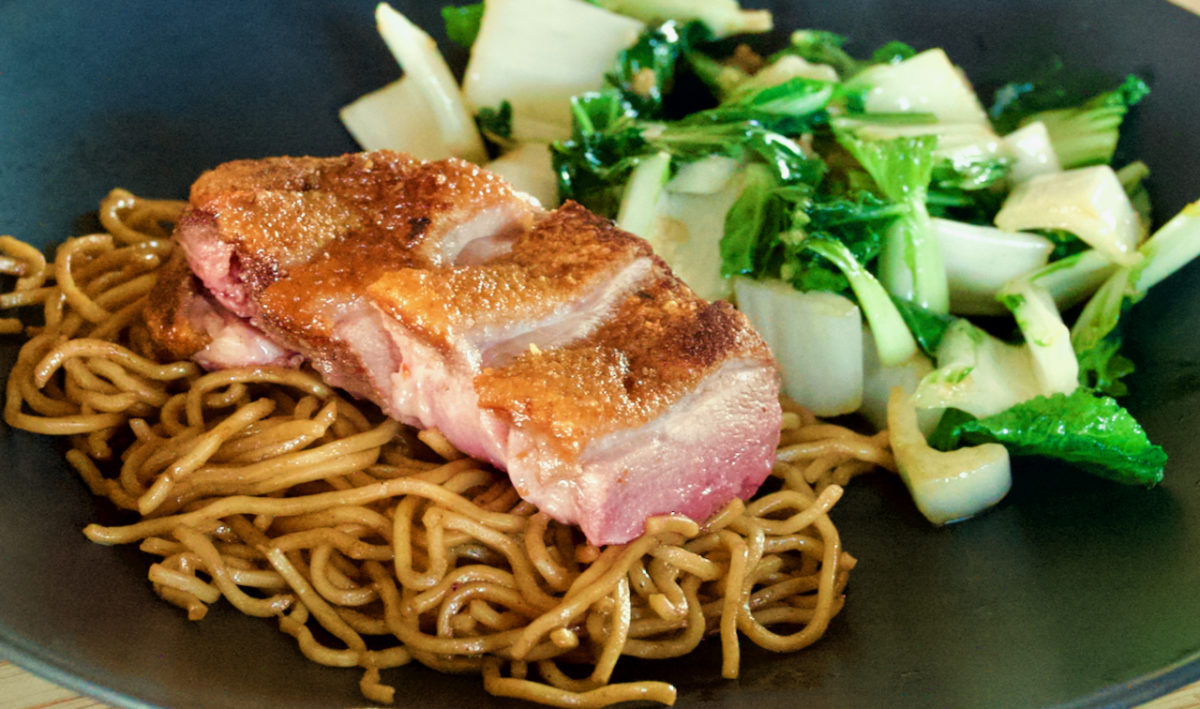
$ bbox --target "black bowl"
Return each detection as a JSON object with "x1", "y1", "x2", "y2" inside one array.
[{"x1": 2, "y1": 1, "x2": 1200, "y2": 707}]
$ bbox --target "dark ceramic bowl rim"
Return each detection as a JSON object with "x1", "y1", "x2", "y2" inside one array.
[{"x1": 4, "y1": 1, "x2": 1200, "y2": 707}]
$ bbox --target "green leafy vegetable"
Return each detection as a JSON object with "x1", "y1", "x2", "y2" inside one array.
[
  {"x1": 607, "y1": 21, "x2": 711, "y2": 118},
  {"x1": 891, "y1": 296, "x2": 953, "y2": 358},
  {"x1": 1071, "y1": 266, "x2": 1135, "y2": 355},
  {"x1": 870, "y1": 40, "x2": 917, "y2": 65},
  {"x1": 711, "y1": 175, "x2": 900, "y2": 294},
  {"x1": 930, "y1": 157, "x2": 1009, "y2": 193},
  {"x1": 930, "y1": 388, "x2": 1166, "y2": 486},
  {"x1": 767, "y1": 190, "x2": 900, "y2": 294},
  {"x1": 1076, "y1": 334, "x2": 1135, "y2": 397},
  {"x1": 1008, "y1": 74, "x2": 1151, "y2": 168},
  {"x1": 925, "y1": 182, "x2": 1005, "y2": 225},
  {"x1": 708, "y1": 77, "x2": 837, "y2": 135},
  {"x1": 552, "y1": 92, "x2": 646, "y2": 215},
  {"x1": 773, "y1": 30, "x2": 861, "y2": 78},
  {"x1": 553, "y1": 72, "x2": 828, "y2": 215},
  {"x1": 442, "y1": 4, "x2": 484, "y2": 48},
  {"x1": 927, "y1": 408, "x2": 976, "y2": 452},
  {"x1": 1117, "y1": 161, "x2": 1153, "y2": 239},
  {"x1": 719, "y1": 163, "x2": 780, "y2": 276},
  {"x1": 476, "y1": 100, "x2": 513, "y2": 144},
  {"x1": 804, "y1": 237, "x2": 918, "y2": 366},
  {"x1": 835, "y1": 132, "x2": 948, "y2": 313},
  {"x1": 772, "y1": 29, "x2": 912, "y2": 80},
  {"x1": 686, "y1": 50, "x2": 748, "y2": 100}
]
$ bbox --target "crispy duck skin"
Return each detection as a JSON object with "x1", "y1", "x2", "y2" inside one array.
[{"x1": 147, "y1": 151, "x2": 781, "y2": 544}]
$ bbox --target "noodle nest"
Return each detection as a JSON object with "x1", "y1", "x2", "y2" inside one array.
[{"x1": 0, "y1": 190, "x2": 894, "y2": 706}]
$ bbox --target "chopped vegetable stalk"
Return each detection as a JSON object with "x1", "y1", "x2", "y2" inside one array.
[
  {"x1": 686, "y1": 51, "x2": 748, "y2": 100},
  {"x1": 932, "y1": 218, "x2": 1053, "y2": 315},
  {"x1": 734, "y1": 54, "x2": 839, "y2": 91},
  {"x1": 885, "y1": 203, "x2": 945, "y2": 311},
  {"x1": 1116, "y1": 161, "x2": 1152, "y2": 240},
  {"x1": 1025, "y1": 248, "x2": 1117, "y2": 310},
  {"x1": 1132, "y1": 200, "x2": 1200, "y2": 292},
  {"x1": 840, "y1": 119, "x2": 1001, "y2": 167},
  {"x1": 847, "y1": 49, "x2": 991, "y2": 125},
  {"x1": 993, "y1": 165, "x2": 1142, "y2": 266},
  {"x1": 931, "y1": 388, "x2": 1166, "y2": 486},
  {"x1": 341, "y1": 80, "x2": 446, "y2": 159},
  {"x1": 804, "y1": 238, "x2": 918, "y2": 367},
  {"x1": 1027, "y1": 247, "x2": 1118, "y2": 311},
  {"x1": 734, "y1": 279, "x2": 864, "y2": 416},
  {"x1": 888, "y1": 387, "x2": 1012, "y2": 525},
  {"x1": 836, "y1": 133, "x2": 948, "y2": 313},
  {"x1": 997, "y1": 279, "x2": 1079, "y2": 396},
  {"x1": 914, "y1": 319, "x2": 1044, "y2": 419},
  {"x1": 775, "y1": 30, "x2": 861, "y2": 79},
  {"x1": 463, "y1": 0, "x2": 643, "y2": 142},
  {"x1": 834, "y1": 116, "x2": 1009, "y2": 193},
  {"x1": 484, "y1": 142, "x2": 561, "y2": 208},
  {"x1": 860, "y1": 332, "x2": 936, "y2": 433},
  {"x1": 340, "y1": 3, "x2": 487, "y2": 163},
  {"x1": 1071, "y1": 199, "x2": 1200, "y2": 354},
  {"x1": 1020, "y1": 74, "x2": 1150, "y2": 169},
  {"x1": 616, "y1": 152, "x2": 672, "y2": 238},
  {"x1": 1002, "y1": 121, "x2": 1061, "y2": 183},
  {"x1": 595, "y1": 0, "x2": 772, "y2": 38},
  {"x1": 666, "y1": 155, "x2": 739, "y2": 194},
  {"x1": 1070, "y1": 266, "x2": 1133, "y2": 356},
  {"x1": 653, "y1": 169, "x2": 745, "y2": 301}
]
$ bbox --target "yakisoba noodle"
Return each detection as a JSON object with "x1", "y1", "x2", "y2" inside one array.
[{"x1": 0, "y1": 189, "x2": 895, "y2": 706}]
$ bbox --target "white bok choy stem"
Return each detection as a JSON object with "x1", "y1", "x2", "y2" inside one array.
[
  {"x1": 622, "y1": 156, "x2": 745, "y2": 302},
  {"x1": 463, "y1": 0, "x2": 643, "y2": 142},
  {"x1": 834, "y1": 133, "x2": 948, "y2": 314},
  {"x1": 594, "y1": 0, "x2": 772, "y2": 38},
  {"x1": 997, "y1": 279, "x2": 1079, "y2": 396},
  {"x1": 734, "y1": 279, "x2": 863, "y2": 416},
  {"x1": 1071, "y1": 199, "x2": 1200, "y2": 354},
  {"x1": 847, "y1": 49, "x2": 991, "y2": 125},
  {"x1": 484, "y1": 143, "x2": 561, "y2": 208},
  {"x1": 933, "y1": 218, "x2": 1053, "y2": 315},
  {"x1": 804, "y1": 238, "x2": 918, "y2": 367},
  {"x1": 913, "y1": 319, "x2": 1044, "y2": 419},
  {"x1": 859, "y1": 333, "x2": 936, "y2": 434},
  {"x1": 340, "y1": 3, "x2": 487, "y2": 163},
  {"x1": 888, "y1": 387, "x2": 1011, "y2": 526},
  {"x1": 616, "y1": 152, "x2": 672, "y2": 240},
  {"x1": 1002, "y1": 121, "x2": 1062, "y2": 183},
  {"x1": 665, "y1": 155, "x2": 740, "y2": 194},
  {"x1": 1025, "y1": 249, "x2": 1118, "y2": 311},
  {"x1": 994, "y1": 165, "x2": 1142, "y2": 266},
  {"x1": 1133, "y1": 200, "x2": 1200, "y2": 292}
]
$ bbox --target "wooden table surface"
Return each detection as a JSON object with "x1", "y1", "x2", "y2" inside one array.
[{"x1": 2, "y1": 658, "x2": 1199, "y2": 708}]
